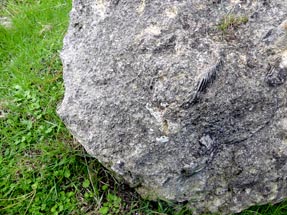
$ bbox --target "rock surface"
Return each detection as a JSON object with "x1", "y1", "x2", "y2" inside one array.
[{"x1": 58, "y1": 0, "x2": 287, "y2": 214}]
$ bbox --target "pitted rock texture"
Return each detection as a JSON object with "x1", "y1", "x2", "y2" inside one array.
[{"x1": 58, "y1": 0, "x2": 287, "y2": 214}]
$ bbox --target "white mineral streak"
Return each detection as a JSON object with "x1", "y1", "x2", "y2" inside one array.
[
  {"x1": 137, "y1": 0, "x2": 146, "y2": 15},
  {"x1": 165, "y1": 6, "x2": 178, "y2": 19},
  {"x1": 279, "y1": 118, "x2": 287, "y2": 129},
  {"x1": 156, "y1": 136, "x2": 169, "y2": 143},
  {"x1": 92, "y1": 0, "x2": 107, "y2": 19},
  {"x1": 281, "y1": 50, "x2": 287, "y2": 68},
  {"x1": 135, "y1": 25, "x2": 162, "y2": 43},
  {"x1": 146, "y1": 103, "x2": 164, "y2": 124},
  {"x1": 144, "y1": 25, "x2": 161, "y2": 36}
]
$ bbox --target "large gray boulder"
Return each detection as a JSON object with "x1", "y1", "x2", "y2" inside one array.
[{"x1": 58, "y1": 0, "x2": 287, "y2": 214}]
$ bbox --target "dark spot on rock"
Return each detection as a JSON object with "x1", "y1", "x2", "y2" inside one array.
[
  {"x1": 112, "y1": 0, "x2": 120, "y2": 6},
  {"x1": 265, "y1": 49, "x2": 276, "y2": 56},
  {"x1": 265, "y1": 66, "x2": 287, "y2": 87},
  {"x1": 153, "y1": 35, "x2": 176, "y2": 54},
  {"x1": 274, "y1": 154, "x2": 287, "y2": 169},
  {"x1": 262, "y1": 29, "x2": 273, "y2": 41},
  {"x1": 246, "y1": 59, "x2": 256, "y2": 69},
  {"x1": 250, "y1": 12, "x2": 259, "y2": 20},
  {"x1": 181, "y1": 168, "x2": 188, "y2": 175},
  {"x1": 179, "y1": 15, "x2": 190, "y2": 30},
  {"x1": 210, "y1": 0, "x2": 222, "y2": 4},
  {"x1": 73, "y1": 22, "x2": 83, "y2": 30},
  {"x1": 262, "y1": 0, "x2": 271, "y2": 7},
  {"x1": 118, "y1": 161, "x2": 125, "y2": 168},
  {"x1": 231, "y1": 108, "x2": 244, "y2": 119}
]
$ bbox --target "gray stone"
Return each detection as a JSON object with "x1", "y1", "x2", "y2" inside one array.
[{"x1": 57, "y1": 0, "x2": 287, "y2": 214}]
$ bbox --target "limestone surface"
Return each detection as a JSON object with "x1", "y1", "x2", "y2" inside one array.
[{"x1": 58, "y1": 0, "x2": 287, "y2": 214}]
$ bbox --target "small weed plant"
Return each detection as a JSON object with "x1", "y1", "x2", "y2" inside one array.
[{"x1": 217, "y1": 14, "x2": 248, "y2": 33}]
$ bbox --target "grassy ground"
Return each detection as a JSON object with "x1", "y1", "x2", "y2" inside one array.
[{"x1": 1, "y1": 0, "x2": 287, "y2": 214}]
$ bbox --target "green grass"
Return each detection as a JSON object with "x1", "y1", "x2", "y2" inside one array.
[
  {"x1": 217, "y1": 14, "x2": 248, "y2": 33},
  {"x1": 0, "y1": 0, "x2": 287, "y2": 214}
]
